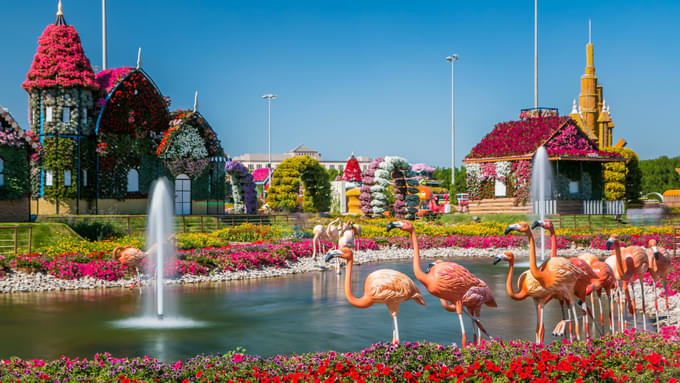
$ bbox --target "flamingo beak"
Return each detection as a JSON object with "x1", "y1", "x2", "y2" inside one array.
[
  {"x1": 386, "y1": 222, "x2": 402, "y2": 232},
  {"x1": 325, "y1": 250, "x2": 342, "y2": 263},
  {"x1": 493, "y1": 255, "x2": 506, "y2": 265},
  {"x1": 530, "y1": 220, "x2": 543, "y2": 230},
  {"x1": 425, "y1": 263, "x2": 436, "y2": 273},
  {"x1": 652, "y1": 246, "x2": 661, "y2": 260},
  {"x1": 504, "y1": 224, "x2": 521, "y2": 235},
  {"x1": 606, "y1": 239, "x2": 614, "y2": 251}
]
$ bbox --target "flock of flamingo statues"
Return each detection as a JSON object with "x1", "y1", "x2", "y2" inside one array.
[
  {"x1": 112, "y1": 217, "x2": 673, "y2": 348},
  {"x1": 326, "y1": 219, "x2": 673, "y2": 347}
]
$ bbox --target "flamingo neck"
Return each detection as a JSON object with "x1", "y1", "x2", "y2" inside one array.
[
  {"x1": 505, "y1": 259, "x2": 529, "y2": 300},
  {"x1": 410, "y1": 230, "x2": 429, "y2": 286},
  {"x1": 548, "y1": 227, "x2": 557, "y2": 258},
  {"x1": 343, "y1": 258, "x2": 371, "y2": 309},
  {"x1": 526, "y1": 229, "x2": 545, "y2": 284}
]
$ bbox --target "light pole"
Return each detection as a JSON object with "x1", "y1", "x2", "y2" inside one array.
[
  {"x1": 446, "y1": 54, "x2": 458, "y2": 197},
  {"x1": 262, "y1": 94, "x2": 277, "y2": 190}
]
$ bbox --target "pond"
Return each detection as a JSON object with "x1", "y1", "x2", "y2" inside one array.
[{"x1": 0, "y1": 258, "x2": 618, "y2": 362}]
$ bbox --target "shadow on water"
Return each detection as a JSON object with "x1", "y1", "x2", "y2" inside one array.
[{"x1": 0, "y1": 258, "x2": 633, "y2": 362}]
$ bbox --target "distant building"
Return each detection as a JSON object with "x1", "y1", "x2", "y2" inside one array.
[{"x1": 233, "y1": 144, "x2": 372, "y2": 172}]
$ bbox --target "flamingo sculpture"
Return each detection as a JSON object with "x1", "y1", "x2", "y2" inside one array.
[
  {"x1": 646, "y1": 239, "x2": 672, "y2": 331},
  {"x1": 532, "y1": 220, "x2": 599, "y2": 339},
  {"x1": 494, "y1": 251, "x2": 552, "y2": 344},
  {"x1": 325, "y1": 247, "x2": 425, "y2": 344},
  {"x1": 578, "y1": 252, "x2": 616, "y2": 334},
  {"x1": 505, "y1": 222, "x2": 586, "y2": 340},
  {"x1": 387, "y1": 220, "x2": 497, "y2": 348},
  {"x1": 438, "y1": 272, "x2": 495, "y2": 344},
  {"x1": 312, "y1": 218, "x2": 342, "y2": 260},
  {"x1": 604, "y1": 235, "x2": 636, "y2": 332},
  {"x1": 620, "y1": 243, "x2": 650, "y2": 331},
  {"x1": 112, "y1": 246, "x2": 148, "y2": 293}
]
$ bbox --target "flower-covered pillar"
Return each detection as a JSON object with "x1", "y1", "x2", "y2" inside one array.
[
  {"x1": 225, "y1": 161, "x2": 257, "y2": 214},
  {"x1": 360, "y1": 157, "x2": 383, "y2": 216},
  {"x1": 23, "y1": 6, "x2": 98, "y2": 213}
]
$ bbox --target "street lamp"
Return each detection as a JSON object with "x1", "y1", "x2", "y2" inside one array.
[
  {"x1": 262, "y1": 94, "x2": 277, "y2": 188},
  {"x1": 446, "y1": 54, "x2": 458, "y2": 195}
]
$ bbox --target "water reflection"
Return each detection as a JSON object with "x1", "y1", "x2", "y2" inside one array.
[{"x1": 0, "y1": 258, "x2": 632, "y2": 362}]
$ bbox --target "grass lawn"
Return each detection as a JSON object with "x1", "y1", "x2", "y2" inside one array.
[{"x1": 0, "y1": 223, "x2": 81, "y2": 255}]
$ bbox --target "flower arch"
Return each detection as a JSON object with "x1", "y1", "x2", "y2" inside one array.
[
  {"x1": 225, "y1": 161, "x2": 257, "y2": 214},
  {"x1": 266, "y1": 156, "x2": 330, "y2": 212},
  {"x1": 94, "y1": 68, "x2": 170, "y2": 199},
  {"x1": 360, "y1": 156, "x2": 416, "y2": 219}
]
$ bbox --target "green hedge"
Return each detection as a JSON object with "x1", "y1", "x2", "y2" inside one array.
[{"x1": 0, "y1": 146, "x2": 29, "y2": 200}]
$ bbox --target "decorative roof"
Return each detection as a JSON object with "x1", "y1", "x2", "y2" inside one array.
[
  {"x1": 465, "y1": 116, "x2": 619, "y2": 162},
  {"x1": 165, "y1": 109, "x2": 225, "y2": 157},
  {"x1": 95, "y1": 67, "x2": 134, "y2": 99},
  {"x1": 252, "y1": 168, "x2": 271, "y2": 182},
  {"x1": 22, "y1": 23, "x2": 97, "y2": 92},
  {"x1": 95, "y1": 68, "x2": 169, "y2": 135},
  {"x1": 289, "y1": 144, "x2": 317, "y2": 153},
  {"x1": 0, "y1": 107, "x2": 39, "y2": 151}
]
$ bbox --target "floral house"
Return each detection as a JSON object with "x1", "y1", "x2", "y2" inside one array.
[
  {"x1": 0, "y1": 107, "x2": 33, "y2": 221},
  {"x1": 24, "y1": 5, "x2": 226, "y2": 216},
  {"x1": 463, "y1": 109, "x2": 625, "y2": 215}
]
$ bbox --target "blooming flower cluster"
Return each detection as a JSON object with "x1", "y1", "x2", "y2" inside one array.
[
  {"x1": 22, "y1": 24, "x2": 97, "y2": 91},
  {"x1": 2, "y1": 328, "x2": 679, "y2": 382},
  {"x1": 545, "y1": 124, "x2": 618, "y2": 158},
  {"x1": 225, "y1": 161, "x2": 257, "y2": 214}
]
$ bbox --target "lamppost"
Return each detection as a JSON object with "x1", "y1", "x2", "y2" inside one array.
[
  {"x1": 446, "y1": 54, "x2": 458, "y2": 196},
  {"x1": 262, "y1": 94, "x2": 277, "y2": 191}
]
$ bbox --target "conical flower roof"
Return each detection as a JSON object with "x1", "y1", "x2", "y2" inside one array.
[{"x1": 22, "y1": 24, "x2": 97, "y2": 92}]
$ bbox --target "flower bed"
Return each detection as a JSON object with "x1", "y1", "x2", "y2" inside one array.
[{"x1": 2, "y1": 328, "x2": 679, "y2": 382}]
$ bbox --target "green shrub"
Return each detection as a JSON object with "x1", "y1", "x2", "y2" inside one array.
[{"x1": 68, "y1": 219, "x2": 126, "y2": 241}]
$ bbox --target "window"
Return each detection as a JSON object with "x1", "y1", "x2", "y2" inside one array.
[
  {"x1": 62, "y1": 107, "x2": 70, "y2": 123},
  {"x1": 127, "y1": 169, "x2": 139, "y2": 192},
  {"x1": 45, "y1": 106, "x2": 53, "y2": 122},
  {"x1": 248, "y1": 164, "x2": 254, "y2": 170},
  {"x1": 82, "y1": 170, "x2": 87, "y2": 187},
  {"x1": 256, "y1": 164, "x2": 262, "y2": 169},
  {"x1": 63, "y1": 170, "x2": 72, "y2": 186},
  {"x1": 82, "y1": 108, "x2": 87, "y2": 124},
  {"x1": 569, "y1": 181, "x2": 579, "y2": 194},
  {"x1": 0, "y1": 158, "x2": 4, "y2": 186},
  {"x1": 45, "y1": 170, "x2": 54, "y2": 186}
]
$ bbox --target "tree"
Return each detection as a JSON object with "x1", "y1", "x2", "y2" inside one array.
[
  {"x1": 326, "y1": 168, "x2": 340, "y2": 182},
  {"x1": 640, "y1": 156, "x2": 680, "y2": 194},
  {"x1": 432, "y1": 166, "x2": 465, "y2": 202},
  {"x1": 266, "y1": 156, "x2": 331, "y2": 212},
  {"x1": 341, "y1": 155, "x2": 362, "y2": 182}
]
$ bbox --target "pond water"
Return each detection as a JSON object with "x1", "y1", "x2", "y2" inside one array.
[{"x1": 0, "y1": 258, "x2": 621, "y2": 362}]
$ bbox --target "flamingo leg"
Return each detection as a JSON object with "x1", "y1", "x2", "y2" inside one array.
[
  {"x1": 608, "y1": 292, "x2": 615, "y2": 334},
  {"x1": 312, "y1": 236, "x2": 317, "y2": 260},
  {"x1": 136, "y1": 267, "x2": 142, "y2": 295},
  {"x1": 391, "y1": 313, "x2": 400, "y2": 344},
  {"x1": 598, "y1": 295, "x2": 604, "y2": 335},
  {"x1": 653, "y1": 281, "x2": 660, "y2": 332},
  {"x1": 617, "y1": 282, "x2": 624, "y2": 332},
  {"x1": 539, "y1": 304, "x2": 545, "y2": 344},
  {"x1": 626, "y1": 281, "x2": 637, "y2": 328},
  {"x1": 664, "y1": 280, "x2": 671, "y2": 327},
  {"x1": 456, "y1": 302, "x2": 466, "y2": 348},
  {"x1": 582, "y1": 301, "x2": 589, "y2": 341},
  {"x1": 639, "y1": 279, "x2": 647, "y2": 331},
  {"x1": 572, "y1": 304, "x2": 581, "y2": 341},
  {"x1": 536, "y1": 302, "x2": 544, "y2": 344},
  {"x1": 567, "y1": 308, "x2": 573, "y2": 342}
]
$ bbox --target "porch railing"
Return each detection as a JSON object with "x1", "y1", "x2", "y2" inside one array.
[{"x1": 533, "y1": 200, "x2": 625, "y2": 215}]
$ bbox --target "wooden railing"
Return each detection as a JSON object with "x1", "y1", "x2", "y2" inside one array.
[
  {"x1": 37, "y1": 214, "x2": 296, "y2": 234},
  {"x1": 0, "y1": 226, "x2": 32, "y2": 256}
]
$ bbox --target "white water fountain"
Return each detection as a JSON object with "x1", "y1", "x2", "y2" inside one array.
[
  {"x1": 530, "y1": 146, "x2": 553, "y2": 261},
  {"x1": 113, "y1": 178, "x2": 205, "y2": 329},
  {"x1": 146, "y1": 178, "x2": 174, "y2": 319}
]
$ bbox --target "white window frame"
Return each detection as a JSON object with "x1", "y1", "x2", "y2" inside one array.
[
  {"x1": 45, "y1": 170, "x2": 54, "y2": 186},
  {"x1": 127, "y1": 169, "x2": 139, "y2": 192},
  {"x1": 63, "y1": 170, "x2": 72, "y2": 186}
]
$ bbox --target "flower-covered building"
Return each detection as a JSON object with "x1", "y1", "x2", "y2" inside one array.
[
  {"x1": 0, "y1": 107, "x2": 32, "y2": 221},
  {"x1": 24, "y1": 3, "x2": 226, "y2": 216},
  {"x1": 462, "y1": 35, "x2": 627, "y2": 215}
]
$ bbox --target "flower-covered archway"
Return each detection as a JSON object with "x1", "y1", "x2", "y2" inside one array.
[
  {"x1": 94, "y1": 68, "x2": 170, "y2": 199},
  {"x1": 225, "y1": 161, "x2": 257, "y2": 214},
  {"x1": 360, "y1": 156, "x2": 417, "y2": 219},
  {"x1": 266, "y1": 156, "x2": 330, "y2": 212}
]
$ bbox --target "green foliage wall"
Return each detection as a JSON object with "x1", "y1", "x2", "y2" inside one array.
[
  {"x1": 601, "y1": 147, "x2": 642, "y2": 202},
  {"x1": 640, "y1": 156, "x2": 680, "y2": 194},
  {"x1": 190, "y1": 163, "x2": 226, "y2": 201},
  {"x1": 41, "y1": 137, "x2": 96, "y2": 200},
  {"x1": 0, "y1": 146, "x2": 30, "y2": 200},
  {"x1": 267, "y1": 156, "x2": 330, "y2": 212}
]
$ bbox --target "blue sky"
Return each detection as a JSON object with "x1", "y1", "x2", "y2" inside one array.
[{"x1": 1, "y1": 0, "x2": 678, "y2": 166}]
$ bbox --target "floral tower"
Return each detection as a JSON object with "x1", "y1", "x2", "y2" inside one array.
[{"x1": 23, "y1": 1, "x2": 98, "y2": 213}]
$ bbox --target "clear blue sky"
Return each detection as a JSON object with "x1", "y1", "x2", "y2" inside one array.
[{"x1": 2, "y1": 0, "x2": 678, "y2": 166}]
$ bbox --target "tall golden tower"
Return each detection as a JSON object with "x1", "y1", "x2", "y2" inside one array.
[{"x1": 578, "y1": 21, "x2": 613, "y2": 148}]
